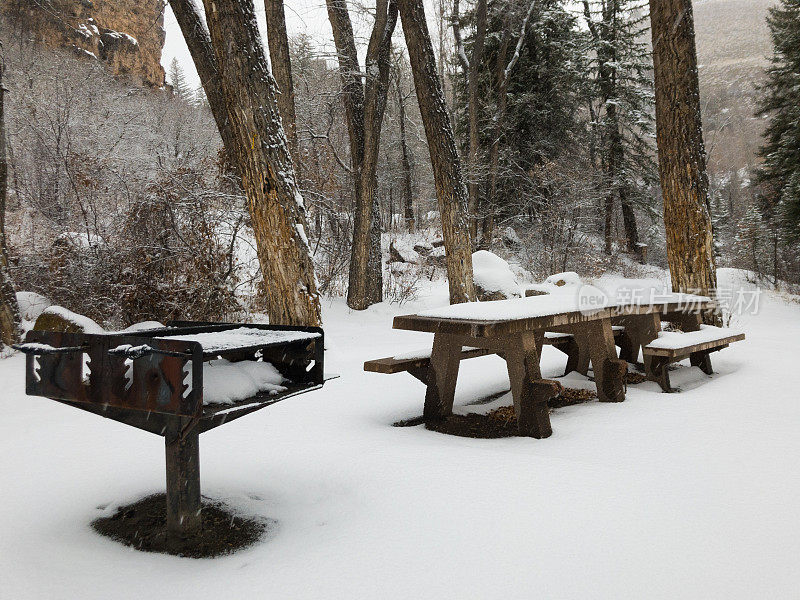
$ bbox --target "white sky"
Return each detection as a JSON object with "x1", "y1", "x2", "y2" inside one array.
[{"x1": 161, "y1": 0, "x2": 439, "y2": 89}]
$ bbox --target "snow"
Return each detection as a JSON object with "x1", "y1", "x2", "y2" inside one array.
[
  {"x1": 16, "y1": 291, "x2": 51, "y2": 322},
  {"x1": 0, "y1": 270, "x2": 797, "y2": 599},
  {"x1": 392, "y1": 346, "x2": 480, "y2": 361},
  {"x1": 471, "y1": 250, "x2": 522, "y2": 297},
  {"x1": 544, "y1": 271, "x2": 583, "y2": 287},
  {"x1": 199, "y1": 359, "x2": 287, "y2": 405},
  {"x1": 54, "y1": 232, "x2": 103, "y2": 249},
  {"x1": 418, "y1": 290, "x2": 613, "y2": 321},
  {"x1": 157, "y1": 327, "x2": 321, "y2": 353},
  {"x1": 390, "y1": 239, "x2": 422, "y2": 263},
  {"x1": 645, "y1": 324, "x2": 744, "y2": 350},
  {"x1": 119, "y1": 321, "x2": 166, "y2": 333},
  {"x1": 38, "y1": 306, "x2": 105, "y2": 334}
]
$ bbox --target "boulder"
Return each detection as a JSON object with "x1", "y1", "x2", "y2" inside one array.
[
  {"x1": 501, "y1": 226, "x2": 522, "y2": 247},
  {"x1": 426, "y1": 246, "x2": 447, "y2": 268},
  {"x1": 413, "y1": 241, "x2": 434, "y2": 257},
  {"x1": 472, "y1": 250, "x2": 522, "y2": 301},
  {"x1": 544, "y1": 271, "x2": 582, "y2": 288},
  {"x1": 389, "y1": 240, "x2": 422, "y2": 264},
  {"x1": 33, "y1": 306, "x2": 104, "y2": 334}
]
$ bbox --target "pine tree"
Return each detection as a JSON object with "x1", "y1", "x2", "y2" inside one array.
[
  {"x1": 583, "y1": 0, "x2": 657, "y2": 255},
  {"x1": 756, "y1": 0, "x2": 800, "y2": 240},
  {"x1": 456, "y1": 0, "x2": 587, "y2": 229},
  {"x1": 167, "y1": 57, "x2": 191, "y2": 101}
]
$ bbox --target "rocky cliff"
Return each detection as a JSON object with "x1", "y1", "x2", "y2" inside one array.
[{"x1": 2, "y1": 0, "x2": 166, "y2": 88}]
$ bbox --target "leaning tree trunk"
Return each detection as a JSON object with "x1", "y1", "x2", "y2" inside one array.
[
  {"x1": 198, "y1": 0, "x2": 321, "y2": 326},
  {"x1": 264, "y1": 0, "x2": 299, "y2": 166},
  {"x1": 0, "y1": 50, "x2": 20, "y2": 348},
  {"x1": 397, "y1": 0, "x2": 476, "y2": 303},
  {"x1": 169, "y1": 0, "x2": 237, "y2": 158},
  {"x1": 649, "y1": 0, "x2": 717, "y2": 301}
]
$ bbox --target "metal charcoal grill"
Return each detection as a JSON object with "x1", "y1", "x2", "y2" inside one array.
[{"x1": 15, "y1": 321, "x2": 327, "y2": 549}]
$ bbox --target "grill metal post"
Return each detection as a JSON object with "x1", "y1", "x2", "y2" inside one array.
[{"x1": 165, "y1": 417, "x2": 201, "y2": 549}]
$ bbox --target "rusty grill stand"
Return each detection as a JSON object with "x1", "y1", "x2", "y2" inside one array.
[
  {"x1": 165, "y1": 419, "x2": 202, "y2": 547},
  {"x1": 16, "y1": 322, "x2": 325, "y2": 551}
]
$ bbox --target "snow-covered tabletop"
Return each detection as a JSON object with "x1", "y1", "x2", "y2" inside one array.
[
  {"x1": 415, "y1": 294, "x2": 615, "y2": 322},
  {"x1": 413, "y1": 291, "x2": 714, "y2": 323},
  {"x1": 156, "y1": 327, "x2": 320, "y2": 353}
]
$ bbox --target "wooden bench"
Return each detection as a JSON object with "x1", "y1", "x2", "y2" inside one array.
[
  {"x1": 642, "y1": 326, "x2": 745, "y2": 392},
  {"x1": 364, "y1": 346, "x2": 492, "y2": 382},
  {"x1": 363, "y1": 330, "x2": 619, "y2": 383}
]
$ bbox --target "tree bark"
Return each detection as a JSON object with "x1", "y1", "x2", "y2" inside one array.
[
  {"x1": 395, "y1": 68, "x2": 415, "y2": 231},
  {"x1": 453, "y1": 0, "x2": 487, "y2": 246},
  {"x1": 327, "y1": 0, "x2": 397, "y2": 310},
  {"x1": 264, "y1": 0, "x2": 299, "y2": 166},
  {"x1": 649, "y1": 0, "x2": 717, "y2": 300},
  {"x1": 168, "y1": 0, "x2": 237, "y2": 156},
  {"x1": 174, "y1": 0, "x2": 320, "y2": 326},
  {"x1": 0, "y1": 49, "x2": 20, "y2": 348},
  {"x1": 486, "y1": 31, "x2": 511, "y2": 247},
  {"x1": 397, "y1": 0, "x2": 475, "y2": 303}
]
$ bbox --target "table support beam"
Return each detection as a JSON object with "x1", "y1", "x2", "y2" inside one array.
[
  {"x1": 423, "y1": 333, "x2": 462, "y2": 420},
  {"x1": 584, "y1": 318, "x2": 627, "y2": 403}
]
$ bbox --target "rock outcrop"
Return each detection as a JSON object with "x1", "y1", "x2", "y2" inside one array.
[{"x1": 2, "y1": 0, "x2": 166, "y2": 88}]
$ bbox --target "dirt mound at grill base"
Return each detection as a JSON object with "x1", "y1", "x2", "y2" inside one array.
[{"x1": 92, "y1": 494, "x2": 269, "y2": 558}]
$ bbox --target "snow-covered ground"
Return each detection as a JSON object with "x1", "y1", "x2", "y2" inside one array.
[{"x1": 2, "y1": 269, "x2": 799, "y2": 599}]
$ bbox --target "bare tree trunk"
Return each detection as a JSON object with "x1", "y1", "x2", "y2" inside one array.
[
  {"x1": 486, "y1": 32, "x2": 511, "y2": 247},
  {"x1": 619, "y1": 185, "x2": 639, "y2": 252},
  {"x1": 264, "y1": 0, "x2": 299, "y2": 167},
  {"x1": 327, "y1": 0, "x2": 397, "y2": 309},
  {"x1": 396, "y1": 68, "x2": 415, "y2": 231},
  {"x1": 397, "y1": 0, "x2": 475, "y2": 303},
  {"x1": 172, "y1": 0, "x2": 320, "y2": 326},
  {"x1": 453, "y1": 0, "x2": 487, "y2": 245},
  {"x1": 649, "y1": 0, "x2": 717, "y2": 301},
  {"x1": 0, "y1": 50, "x2": 21, "y2": 347},
  {"x1": 169, "y1": 0, "x2": 237, "y2": 156}
]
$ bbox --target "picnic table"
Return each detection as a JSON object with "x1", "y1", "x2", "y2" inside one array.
[{"x1": 369, "y1": 291, "x2": 742, "y2": 439}]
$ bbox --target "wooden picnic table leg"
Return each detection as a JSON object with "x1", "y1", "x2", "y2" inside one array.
[
  {"x1": 585, "y1": 318, "x2": 627, "y2": 403},
  {"x1": 666, "y1": 312, "x2": 714, "y2": 374},
  {"x1": 504, "y1": 331, "x2": 556, "y2": 438},
  {"x1": 423, "y1": 333, "x2": 462, "y2": 421},
  {"x1": 616, "y1": 312, "x2": 661, "y2": 370}
]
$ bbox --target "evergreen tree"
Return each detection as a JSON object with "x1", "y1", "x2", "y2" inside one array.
[
  {"x1": 456, "y1": 0, "x2": 588, "y2": 226},
  {"x1": 583, "y1": 0, "x2": 657, "y2": 255},
  {"x1": 167, "y1": 57, "x2": 191, "y2": 101},
  {"x1": 756, "y1": 0, "x2": 800, "y2": 240}
]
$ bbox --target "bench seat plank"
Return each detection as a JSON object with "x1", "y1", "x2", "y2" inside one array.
[
  {"x1": 364, "y1": 347, "x2": 492, "y2": 374},
  {"x1": 643, "y1": 327, "x2": 745, "y2": 358}
]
